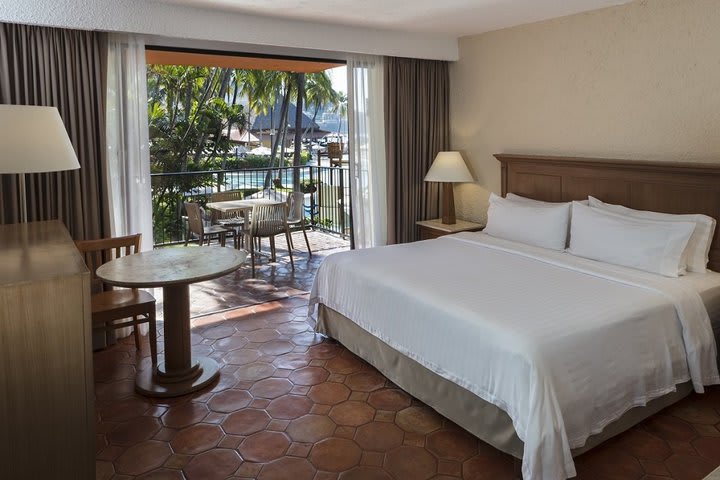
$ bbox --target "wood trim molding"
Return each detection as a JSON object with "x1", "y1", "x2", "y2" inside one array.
[{"x1": 145, "y1": 48, "x2": 342, "y2": 73}]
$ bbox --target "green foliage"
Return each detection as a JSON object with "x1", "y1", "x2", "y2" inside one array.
[
  {"x1": 148, "y1": 65, "x2": 247, "y2": 243},
  {"x1": 300, "y1": 180, "x2": 317, "y2": 194},
  {"x1": 147, "y1": 64, "x2": 344, "y2": 244}
]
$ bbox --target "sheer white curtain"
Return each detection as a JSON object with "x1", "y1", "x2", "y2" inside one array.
[
  {"x1": 105, "y1": 34, "x2": 153, "y2": 341},
  {"x1": 347, "y1": 55, "x2": 387, "y2": 248},
  {"x1": 106, "y1": 33, "x2": 153, "y2": 252}
]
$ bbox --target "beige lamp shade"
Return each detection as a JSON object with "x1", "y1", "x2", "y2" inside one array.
[
  {"x1": 0, "y1": 105, "x2": 79, "y2": 174},
  {"x1": 424, "y1": 151, "x2": 473, "y2": 183}
]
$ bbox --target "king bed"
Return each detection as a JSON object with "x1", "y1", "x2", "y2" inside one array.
[{"x1": 308, "y1": 155, "x2": 720, "y2": 479}]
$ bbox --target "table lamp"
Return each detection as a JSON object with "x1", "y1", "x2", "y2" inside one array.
[
  {"x1": 424, "y1": 151, "x2": 474, "y2": 224},
  {"x1": 0, "y1": 105, "x2": 80, "y2": 223}
]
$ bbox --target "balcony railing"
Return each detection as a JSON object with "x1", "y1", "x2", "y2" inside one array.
[{"x1": 151, "y1": 165, "x2": 351, "y2": 246}]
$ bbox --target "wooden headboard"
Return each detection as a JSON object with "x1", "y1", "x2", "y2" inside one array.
[{"x1": 495, "y1": 154, "x2": 720, "y2": 271}]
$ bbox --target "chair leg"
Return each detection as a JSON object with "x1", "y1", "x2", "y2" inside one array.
[
  {"x1": 198, "y1": 233, "x2": 204, "y2": 246},
  {"x1": 288, "y1": 231, "x2": 295, "y2": 250},
  {"x1": 301, "y1": 220, "x2": 312, "y2": 255},
  {"x1": 269, "y1": 236, "x2": 276, "y2": 262},
  {"x1": 249, "y1": 234, "x2": 256, "y2": 277},
  {"x1": 220, "y1": 232, "x2": 226, "y2": 247},
  {"x1": 133, "y1": 316, "x2": 141, "y2": 350},
  {"x1": 286, "y1": 230, "x2": 295, "y2": 270},
  {"x1": 149, "y1": 310, "x2": 157, "y2": 365}
]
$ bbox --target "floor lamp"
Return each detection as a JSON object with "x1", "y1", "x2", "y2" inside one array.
[
  {"x1": 424, "y1": 151, "x2": 474, "y2": 225},
  {"x1": 0, "y1": 105, "x2": 80, "y2": 223}
]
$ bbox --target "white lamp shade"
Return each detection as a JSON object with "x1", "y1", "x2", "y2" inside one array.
[
  {"x1": 0, "y1": 105, "x2": 80, "y2": 174},
  {"x1": 424, "y1": 151, "x2": 474, "y2": 183}
]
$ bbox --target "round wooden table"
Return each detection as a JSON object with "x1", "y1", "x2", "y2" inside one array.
[{"x1": 97, "y1": 247, "x2": 247, "y2": 397}]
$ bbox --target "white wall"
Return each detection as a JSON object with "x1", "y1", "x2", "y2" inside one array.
[
  {"x1": 449, "y1": 0, "x2": 720, "y2": 223},
  {"x1": 0, "y1": 0, "x2": 458, "y2": 61}
]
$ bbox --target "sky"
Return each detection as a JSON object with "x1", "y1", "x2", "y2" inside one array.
[{"x1": 327, "y1": 65, "x2": 347, "y2": 94}]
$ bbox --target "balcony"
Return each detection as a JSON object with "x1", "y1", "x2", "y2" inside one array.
[
  {"x1": 152, "y1": 165, "x2": 351, "y2": 246},
  {"x1": 150, "y1": 165, "x2": 351, "y2": 318}
]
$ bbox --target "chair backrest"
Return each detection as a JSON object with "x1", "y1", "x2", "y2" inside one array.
[
  {"x1": 209, "y1": 191, "x2": 245, "y2": 221},
  {"x1": 327, "y1": 142, "x2": 342, "y2": 159},
  {"x1": 287, "y1": 192, "x2": 305, "y2": 222},
  {"x1": 210, "y1": 190, "x2": 244, "y2": 202},
  {"x1": 184, "y1": 202, "x2": 205, "y2": 235},
  {"x1": 75, "y1": 234, "x2": 142, "y2": 292},
  {"x1": 250, "y1": 203, "x2": 288, "y2": 237}
]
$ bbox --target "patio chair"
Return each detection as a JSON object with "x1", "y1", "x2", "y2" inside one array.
[
  {"x1": 184, "y1": 202, "x2": 230, "y2": 247},
  {"x1": 327, "y1": 142, "x2": 343, "y2": 167},
  {"x1": 242, "y1": 203, "x2": 295, "y2": 277},
  {"x1": 75, "y1": 233, "x2": 157, "y2": 364},
  {"x1": 210, "y1": 190, "x2": 245, "y2": 202},
  {"x1": 209, "y1": 191, "x2": 245, "y2": 248},
  {"x1": 286, "y1": 191, "x2": 312, "y2": 255}
]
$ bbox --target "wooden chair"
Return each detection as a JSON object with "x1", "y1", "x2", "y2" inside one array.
[
  {"x1": 75, "y1": 234, "x2": 157, "y2": 364},
  {"x1": 184, "y1": 202, "x2": 230, "y2": 247},
  {"x1": 327, "y1": 142, "x2": 343, "y2": 167},
  {"x1": 209, "y1": 190, "x2": 245, "y2": 202},
  {"x1": 242, "y1": 203, "x2": 295, "y2": 277},
  {"x1": 286, "y1": 191, "x2": 312, "y2": 255},
  {"x1": 209, "y1": 190, "x2": 246, "y2": 223}
]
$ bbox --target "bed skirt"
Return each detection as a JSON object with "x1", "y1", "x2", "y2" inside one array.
[{"x1": 316, "y1": 304, "x2": 693, "y2": 459}]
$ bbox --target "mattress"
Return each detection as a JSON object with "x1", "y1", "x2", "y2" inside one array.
[
  {"x1": 316, "y1": 304, "x2": 694, "y2": 459},
  {"x1": 681, "y1": 271, "x2": 720, "y2": 326},
  {"x1": 309, "y1": 232, "x2": 720, "y2": 480}
]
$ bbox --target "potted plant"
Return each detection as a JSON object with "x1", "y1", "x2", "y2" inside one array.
[{"x1": 300, "y1": 181, "x2": 317, "y2": 194}]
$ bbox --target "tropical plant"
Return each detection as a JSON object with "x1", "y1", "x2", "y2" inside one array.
[
  {"x1": 303, "y1": 72, "x2": 339, "y2": 140},
  {"x1": 147, "y1": 65, "x2": 246, "y2": 242},
  {"x1": 147, "y1": 63, "x2": 345, "y2": 244},
  {"x1": 334, "y1": 91, "x2": 348, "y2": 136},
  {"x1": 292, "y1": 72, "x2": 305, "y2": 191}
]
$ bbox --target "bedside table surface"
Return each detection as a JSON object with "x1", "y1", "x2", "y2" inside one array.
[{"x1": 416, "y1": 218, "x2": 484, "y2": 233}]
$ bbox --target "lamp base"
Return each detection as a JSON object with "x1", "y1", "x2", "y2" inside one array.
[
  {"x1": 19, "y1": 173, "x2": 28, "y2": 223},
  {"x1": 441, "y1": 182, "x2": 456, "y2": 225}
]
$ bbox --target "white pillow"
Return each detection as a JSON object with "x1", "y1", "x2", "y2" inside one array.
[
  {"x1": 588, "y1": 196, "x2": 716, "y2": 273},
  {"x1": 506, "y1": 193, "x2": 587, "y2": 207},
  {"x1": 484, "y1": 193, "x2": 571, "y2": 250},
  {"x1": 568, "y1": 202, "x2": 695, "y2": 277}
]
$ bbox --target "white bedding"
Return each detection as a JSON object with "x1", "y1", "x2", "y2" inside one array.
[{"x1": 309, "y1": 232, "x2": 720, "y2": 480}]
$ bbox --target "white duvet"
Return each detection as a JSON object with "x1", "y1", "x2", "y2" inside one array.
[{"x1": 309, "y1": 232, "x2": 720, "y2": 480}]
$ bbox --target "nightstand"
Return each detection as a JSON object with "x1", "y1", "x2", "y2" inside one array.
[{"x1": 416, "y1": 218, "x2": 484, "y2": 240}]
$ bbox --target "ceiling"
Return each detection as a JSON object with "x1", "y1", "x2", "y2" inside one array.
[{"x1": 157, "y1": 0, "x2": 631, "y2": 37}]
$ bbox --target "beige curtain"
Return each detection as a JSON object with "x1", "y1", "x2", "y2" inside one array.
[
  {"x1": 0, "y1": 22, "x2": 110, "y2": 241},
  {"x1": 384, "y1": 56, "x2": 449, "y2": 244}
]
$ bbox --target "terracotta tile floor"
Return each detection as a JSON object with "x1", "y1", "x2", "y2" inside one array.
[
  {"x1": 97, "y1": 234, "x2": 720, "y2": 480},
  {"x1": 153, "y1": 230, "x2": 349, "y2": 318},
  {"x1": 95, "y1": 293, "x2": 720, "y2": 480}
]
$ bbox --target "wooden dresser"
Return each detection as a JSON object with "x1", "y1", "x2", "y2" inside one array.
[{"x1": 0, "y1": 220, "x2": 94, "y2": 479}]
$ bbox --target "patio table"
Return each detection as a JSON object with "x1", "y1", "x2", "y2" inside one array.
[
  {"x1": 206, "y1": 197, "x2": 285, "y2": 218},
  {"x1": 97, "y1": 247, "x2": 246, "y2": 397}
]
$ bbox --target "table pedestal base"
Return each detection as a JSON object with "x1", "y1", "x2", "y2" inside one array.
[{"x1": 135, "y1": 356, "x2": 220, "y2": 397}]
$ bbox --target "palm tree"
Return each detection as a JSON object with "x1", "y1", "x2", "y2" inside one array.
[
  {"x1": 303, "y1": 72, "x2": 338, "y2": 141},
  {"x1": 228, "y1": 69, "x2": 343, "y2": 189},
  {"x1": 334, "y1": 91, "x2": 348, "y2": 137},
  {"x1": 231, "y1": 69, "x2": 290, "y2": 187},
  {"x1": 293, "y1": 72, "x2": 305, "y2": 191},
  {"x1": 238, "y1": 69, "x2": 281, "y2": 147}
]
